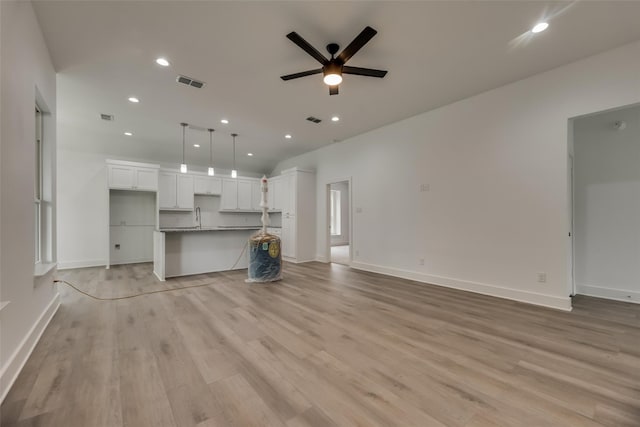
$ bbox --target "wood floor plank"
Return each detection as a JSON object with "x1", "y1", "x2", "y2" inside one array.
[{"x1": 2, "y1": 262, "x2": 639, "y2": 427}]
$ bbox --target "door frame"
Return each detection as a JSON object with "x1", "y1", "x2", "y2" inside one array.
[
  {"x1": 325, "y1": 177, "x2": 352, "y2": 265},
  {"x1": 568, "y1": 153, "x2": 575, "y2": 296}
]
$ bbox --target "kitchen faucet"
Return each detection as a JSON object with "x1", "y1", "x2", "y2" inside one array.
[{"x1": 195, "y1": 206, "x2": 201, "y2": 229}]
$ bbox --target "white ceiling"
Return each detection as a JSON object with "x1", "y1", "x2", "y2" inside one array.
[{"x1": 33, "y1": 1, "x2": 640, "y2": 174}]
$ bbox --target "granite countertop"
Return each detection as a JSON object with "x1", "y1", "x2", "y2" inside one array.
[{"x1": 158, "y1": 226, "x2": 262, "y2": 232}]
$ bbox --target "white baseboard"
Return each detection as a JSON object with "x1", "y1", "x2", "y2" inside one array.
[
  {"x1": 110, "y1": 258, "x2": 153, "y2": 266},
  {"x1": 316, "y1": 254, "x2": 329, "y2": 263},
  {"x1": 351, "y1": 261, "x2": 572, "y2": 311},
  {"x1": 577, "y1": 284, "x2": 640, "y2": 304},
  {"x1": 0, "y1": 293, "x2": 60, "y2": 403},
  {"x1": 57, "y1": 259, "x2": 105, "y2": 270}
]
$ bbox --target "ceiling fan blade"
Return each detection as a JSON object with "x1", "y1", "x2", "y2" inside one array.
[
  {"x1": 329, "y1": 85, "x2": 339, "y2": 96},
  {"x1": 286, "y1": 32, "x2": 328, "y2": 65},
  {"x1": 343, "y1": 66, "x2": 387, "y2": 78},
  {"x1": 280, "y1": 69, "x2": 323, "y2": 81},
  {"x1": 337, "y1": 26, "x2": 377, "y2": 64}
]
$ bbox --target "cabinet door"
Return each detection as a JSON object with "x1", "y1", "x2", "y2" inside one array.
[
  {"x1": 176, "y1": 175, "x2": 194, "y2": 209},
  {"x1": 193, "y1": 176, "x2": 210, "y2": 195},
  {"x1": 281, "y1": 215, "x2": 296, "y2": 258},
  {"x1": 237, "y1": 180, "x2": 252, "y2": 210},
  {"x1": 272, "y1": 178, "x2": 283, "y2": 211},
  {"x1": 251, "y1": 180, "x2": 262, "y2": 211},
  {"x1": 158, "y1": 173, "x2": 177, "y2": 209},
  {"x1": 267, "y1": 177, "x2": 277, "y2": 210},
  {"x1": 108, "y1": 165, "x2": 134, "y2": 189},
  {"x1": 209, "y1": 177, "x2": 222, "y2": 195},
  {"x1": 280, "y1": 174, "x2": 293, "y2": 215},
  {"x1": 221, "y1": 179, "x2": 238, "y2": 210},
  {"x1": 135, "y1": 168, "x2": 158, "y2": 191}
]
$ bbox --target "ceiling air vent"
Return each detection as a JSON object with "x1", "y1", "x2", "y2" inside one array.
[
  {"x1": 100, "y1": 113, "x2": 114, "y2": 121},
  {"x1": 177, "y1": 75, "x2": 206, "y2": 89},
  {"x1": 306, "y1": 116, "x2": 322, "y2": 124}
]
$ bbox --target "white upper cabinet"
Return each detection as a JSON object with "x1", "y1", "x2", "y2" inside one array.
[
  {"x1": 194, "y1": 176, "x2": 222, "y2": 195},
  {"x1": 237, "y1": 180, "x2": 253, "y2": 210},
  {"x1": 251, "y1": 180, "x2": 262, "y2": 211},
  {"x1": 221, "y1": 179, "x2": 238, "y2": 210},
  {"x1": 221, "y1": 177, "x2": 260, "y2": 211},
  {"x1": 158, "y1": 172, "x2": 193, "y2": 210},
  {"x1": 107, "y1": 160, "x2": 159, "y2": 191}
]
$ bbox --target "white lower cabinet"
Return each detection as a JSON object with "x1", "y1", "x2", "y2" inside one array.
[{"x1": 159, "y1": 172, "x2": 194, "y2": 210}]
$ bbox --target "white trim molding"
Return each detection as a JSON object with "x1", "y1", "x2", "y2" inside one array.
[
  {"x1": 0, "y1": 293, "x2": 60, "y2": 403},
  {"x1": 351, "y1": 261, "x2": 573, "y2": 311},
  {"x1": 577, "y1": 284, "x2": 640, "y2": 304},
  {"x1": 57, "y1": 259, "x2": 106, "y2": 270}
]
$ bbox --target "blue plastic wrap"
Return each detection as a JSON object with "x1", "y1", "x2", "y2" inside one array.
[{"x1": 246, "y1": 232, "x2": 282, "y2": 283}]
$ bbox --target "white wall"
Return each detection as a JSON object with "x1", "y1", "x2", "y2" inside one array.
[
  {"x1": 0, "y1": 0, "x2": 59, "y2": 402},
  {"x1": 330, "y1": 181, "x2": 350, "y2": 246},
  {"x1": 574, "y1": 105, "x2": 640, "y2": 303},
  {"x1": 273, "y1": 40, "x2": 640, "y2": 311}
]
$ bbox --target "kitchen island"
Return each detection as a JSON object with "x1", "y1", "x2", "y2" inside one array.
[{"x1": 153, "y1": 227, "x2": 261, "y2": 280}]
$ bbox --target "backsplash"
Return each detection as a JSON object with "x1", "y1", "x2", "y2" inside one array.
[{"x1": 159, "y1": 195, "x2": 269, "y2": 229}]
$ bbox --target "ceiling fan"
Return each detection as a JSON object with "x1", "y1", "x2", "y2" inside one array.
[{"x1": 280, "y1": 26, "x2": 388, "y2": 95}]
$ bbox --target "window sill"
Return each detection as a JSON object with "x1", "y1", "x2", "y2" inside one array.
[{"x1": 34, "y1": 262, "x2": 57, "y2": 277}]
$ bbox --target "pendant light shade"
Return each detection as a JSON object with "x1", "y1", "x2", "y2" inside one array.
[
  {"x1": 180, "y1": 122, "x2": 188, "y2": 173},
  {"x1": 207, "y1": 128, "x2": 215, "y2": 176},
  {"x1": 231, "y1": 133, "x2": 238, "y2": 178}
]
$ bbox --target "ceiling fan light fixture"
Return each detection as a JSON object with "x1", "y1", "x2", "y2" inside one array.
[{"x1": 323, "y1": 63, "x2": 343, "y2": 86}]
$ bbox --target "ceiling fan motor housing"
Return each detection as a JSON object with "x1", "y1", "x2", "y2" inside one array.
[{"x1": 323, "y1": 61, "x2": 343, "y2": 78}]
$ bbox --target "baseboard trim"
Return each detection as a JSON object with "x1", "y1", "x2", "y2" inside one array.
[
  {"x1": 57, "y1": 259, "x2": 105, "y2": 270},
  {"x1": 0, "y1": 293, "x2": 60, "y2": 403},
  {"x1": 110, "y1": 258, "x2": 153, "y2": 266},
  {"x1": 577, "y1": 284, "x2": 640, "y2": 304},
  {"x1": 350, "y1": 261, "x2": 572, "y2": 311}
]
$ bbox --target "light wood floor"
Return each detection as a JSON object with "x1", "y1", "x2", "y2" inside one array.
[{"x1": 2, "y1": 262, "x2": 639, "y2": 427}]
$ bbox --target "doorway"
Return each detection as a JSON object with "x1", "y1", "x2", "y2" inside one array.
[
  {"x1": 571, "y1": 103, "x2": 640, "y2": 304},
  {"x1": 326, "y1": 179, "x2": 351, "y2": 265}
]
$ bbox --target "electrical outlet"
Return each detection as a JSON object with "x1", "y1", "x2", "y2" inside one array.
[
  {"x1": 537, "y1": 272, "x2": 546, "y2": 283},
  {"x1": 420, "y1": 184, "x2": 430, "y2": 192},
  {"x1": 419, "y1": 258, "x2": 425, "y2": 265}
]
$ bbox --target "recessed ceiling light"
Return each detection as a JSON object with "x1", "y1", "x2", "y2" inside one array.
[
  {"x1": 531, "y1": 22, "x2": 549, "y2": 33},
  {"x1": 247, "y1": 153, "x2": 253, "y2": 157},
  {"x1": 128, "y1": 97, "x2": 140, "y2": 103},
  {"x1": 155, "y1": 57, "x2": 170, "y2": 67},
  {"x1": 124, "y1": 132, "x2": 133, "y2": 136},
  {"x1": 220, "y1": 119, "x2": 229, "y2": 124},
  {"x1": 193, "y1": 144, "x2": 200, "y2": 148},
  {"x1": 331, "y1": 116, "x2": 340, "y2": 122},
  {"x1": 285, "y1": 134, "x2": 292, "y2": 139}
]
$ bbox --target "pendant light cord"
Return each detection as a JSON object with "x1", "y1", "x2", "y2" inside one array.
[
  {"x1": 181, "y1": 123, "x2": 187, "y2": 164},
  {"x1": 232, "y1": 133, "x2": 238, "y2": 172},
  {"x1": 209, "y1": 128, "x2": 214, "y2": 165}
]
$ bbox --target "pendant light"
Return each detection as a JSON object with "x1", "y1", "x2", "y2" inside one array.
[
  {"x1": 180, "y1": 122, "x2": 188, "y2": 173},
  {"x1": 231, "y1": 133, "x2": 238, "y2": 178},
  {"x1": 207, "y1": 128, "x2": 215, "y2": 176}
]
